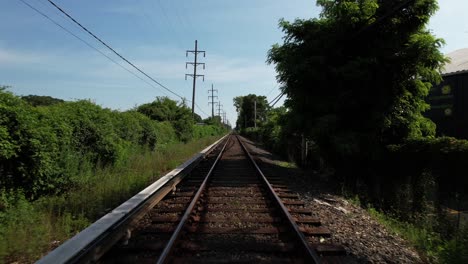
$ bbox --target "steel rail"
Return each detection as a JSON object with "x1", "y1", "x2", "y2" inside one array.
[
  {"x1": 37, "y1": 134, "x2": 229, "y2": 264},
  {"x1": 236, "y1": 135, "x2": 322, "y2": 264},
  {"x1": 156, "y1": 134, "x2": 232, "y2": 264}
]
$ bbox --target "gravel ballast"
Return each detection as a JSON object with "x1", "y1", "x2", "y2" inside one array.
[{"x1": 241, "y1": 136, "x2": 424, "y2": 264}]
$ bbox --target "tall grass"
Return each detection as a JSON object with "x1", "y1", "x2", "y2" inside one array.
[
  {"x1": 0, "y1": 136, "x2": 221, "y2": 264},
  {"x1": 363, "y1": 203, "x2": 468, "y2": 263},
  {"x1": 366, "y1": 207, "x2": 441, "y2": 261}
]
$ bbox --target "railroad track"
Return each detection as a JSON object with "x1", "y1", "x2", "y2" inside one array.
[{"x1": 39, "y1": 134, "x2": 348, "y2": 264}]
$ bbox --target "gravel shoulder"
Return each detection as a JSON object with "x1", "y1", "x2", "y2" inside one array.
[{"x1": 240, "y1": 136, "x2": 424, "y2": 264}]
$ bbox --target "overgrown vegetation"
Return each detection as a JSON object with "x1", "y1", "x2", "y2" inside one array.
[
  {"x1": 233, "y1": 94, "x2": 269, "y2": 130},
  {"x1": 363, "y1": 201, "x2": 468, "y2": 263},
  {"x1": 234, "y1": 0, "x2": 467, "y2": 262},
  {"x1": 0, "y1": 88, "x2": 226, "y2": 262}
]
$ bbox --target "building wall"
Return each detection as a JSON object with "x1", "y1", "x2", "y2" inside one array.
[{"x1": 425, "y1": 72, "x2": 468, "y2": 138}]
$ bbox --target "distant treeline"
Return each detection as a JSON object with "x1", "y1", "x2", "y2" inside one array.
[{"x1": 0, "y1": 88, "x2": 226, "y2": 199}]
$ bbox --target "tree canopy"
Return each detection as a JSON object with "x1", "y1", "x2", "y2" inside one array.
[
  {"x1": 233, "y1": 94, "x2": 269, "y2": 130},
  {"x1": 137, "y1": 97, "x2": 194, "y2": 142},
  {"x1": 267, "y1": 0, "x2": 447, "y2": 166},
  {"x1": 21, "y1": 95, "x2": 65, "y2": 107}
]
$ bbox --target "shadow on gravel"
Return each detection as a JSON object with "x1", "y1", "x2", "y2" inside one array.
[{"x1": 239, "y1": 136, "x2": 340, "y2": 198}]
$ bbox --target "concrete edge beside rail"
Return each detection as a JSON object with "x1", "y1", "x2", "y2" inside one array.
[{"x1": 36, "y1": 134, "x2": 229, "y2": 264}]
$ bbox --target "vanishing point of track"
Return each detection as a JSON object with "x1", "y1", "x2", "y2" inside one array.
[{"x1": 99, "y1": 134, "x2": 346, "y2": 263}]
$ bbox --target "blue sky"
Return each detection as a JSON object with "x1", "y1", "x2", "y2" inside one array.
[{"x1": 1, "y1": 0, "x2": 467, "y2": 125}]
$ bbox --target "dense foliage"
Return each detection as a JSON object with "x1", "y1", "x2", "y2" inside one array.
[
  {"x1": 267, "y1": 0, "x2": 446, "y2": 176},
  {"x1": 383, "y1": 137, "x2": 468, "y2": 213},
  {"x1": 137, "y1": 97, "x2": 194, "y2": 142},
  {"x1": 0, "y1": 89, "x2": 225, "y2": 199},
  {"x1": 21, "y1": 95, "x2": 64, "y2": 106},
  {"x1": 238, "y1": 1, "x2": 468, "y2": 261},
  {"x1": 233, "y1": 94, "x2": 269, "y2": 130}
]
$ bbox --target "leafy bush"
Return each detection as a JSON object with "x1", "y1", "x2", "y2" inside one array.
[
  {"x1": 154, "y1": 121, "x2": 177, "y2": 146},
  {"x1": 48, "y1": 100, "x2": 125, "y2": 165},
  {"x1": 437, "y1": 226, "x2": 468, "y2": 264},
  {"x1": 192, "y1": 124, "x2": 225, "y2": 139},
  {"x1": 383, "y1": 137, "x2": 468, "y2": 213},
  {"x1": 0, "y1": 90, "x2": 64, "y2": 198},
  {"x1": 21, "y1": 95, "x2": 64, "y2": 106},
  {"x1": 0, "y1": 89, "x2": 228, "y2": 199},
  {"x1": 0, "y1": 190, "x2": 89, "y2": 263},
  {"x1": 112, "y1": 110, "x2": 159, "y2": 150},
  {"x1": 366, "y1": 202, "x2": 468, "y2": 264},
  {"x1": 0, "y1": 87, "x2": 228, "y2": 263},
  {"x1": 137, "y1": 97, "x2": 194, "y2": 142},
  {"x1": 1, "y1": 90, "x2": 181, "y2": 198},
  {"x1": 240, "y1": 107, "x2": 298, "y2": 162}
]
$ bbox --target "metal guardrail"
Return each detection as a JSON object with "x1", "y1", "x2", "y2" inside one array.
[{"x1": 36, "y1": 134, "x2": 229, "y2": 264}]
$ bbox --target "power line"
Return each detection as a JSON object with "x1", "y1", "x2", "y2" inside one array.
[
  {"x1": 270, "y1": 92, "x2": 285, "y2": 108},
  {"x1": 266, "y1": 84, "x2": 279, "y2": 96},
  {"x1": 33, "y1": 0, "x2": 73, "y2": 25},
  {"x1": 16, "y1": 0, "x2": 172, "y2": 98},
  {"x1": 268, "y1": 92, "x2": 283, "y2": 105},
  {"x1": 45, "y1": 0, "x2": 185, "y2": 100},
  {"x1": 194, "y1": 102, "x2": 210, "y2": 118}
]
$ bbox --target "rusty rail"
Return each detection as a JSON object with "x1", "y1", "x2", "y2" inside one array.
[
  {"x1": 236, "y1": 135, "x2": 322, "y2": 263},
  {"x1": 36, "y1": 134, "x2": 229, "y2": 264},
  {"x1": 156, "y1": 134, "x2": 231, "y2": 264}
]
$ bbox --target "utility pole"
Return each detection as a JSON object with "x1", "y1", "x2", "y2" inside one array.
[
  {"x1": 223, "y1": 111, "x2": 227, "y2": 125},
  {"x1": 217, "y1": 102, "x2": 223, "y2": 120},
  {"x1": 185, "y1": 40, "x2": 205, "y2": 115},
  {"x1": 208, "y1": 84, "x2": 218, "y2": 118},
  {"x1": 254, "y1": 100, "x2": 257, "y2": 128}
]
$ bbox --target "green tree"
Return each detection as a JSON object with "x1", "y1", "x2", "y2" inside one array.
[
  {"x1": 21, "y1": 95, "x2": 64, "y2": 107},
  {"x1": 203, "y1": 116, "x2": 222, "y2": 126},
  {"x1": 193, "y1": 113, "x2": 202, "y2": 123},
  {"x1": 267, "y1": 0, "x2": 447, "y2": 175},
  {"x1": 233, "y1": 94, "x2": 269, "y2": 130},
  {"x1": 260, "y1": 106, "x2": 289, "y2": 153},
  {"x1": 137, "y1": 97, "x2": 194, "y2": 142},
  {"x1": 0, "y1": 89, "x2": 64, "y2": 198}
]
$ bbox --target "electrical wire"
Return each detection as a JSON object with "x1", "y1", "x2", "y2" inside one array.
[
  {"x1": 266, "y1": 84, "x2": 279, "y2": 96},
  {"x1": 269, "y1": 92, "x2": 285, "y2": 108},
  {"x1": 45, "y1": 0, "x2": 185, "y2": 100},
  {"x1": 20, "y1": 0, "x2": 208, "y2": 120},
  {"x1": 268, "y1": 92, "x2": 283, "y2": 106},
  {"x1": 16, "y1": 0, "x2": 172, "y2": 98},
  {"x1": 194, "y1": 102, "x2": 210, "y2": 118}
]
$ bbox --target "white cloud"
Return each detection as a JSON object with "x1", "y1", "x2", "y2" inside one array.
[{"x1": 0, "y1": 48, "x2": 45, "y2": 65}]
